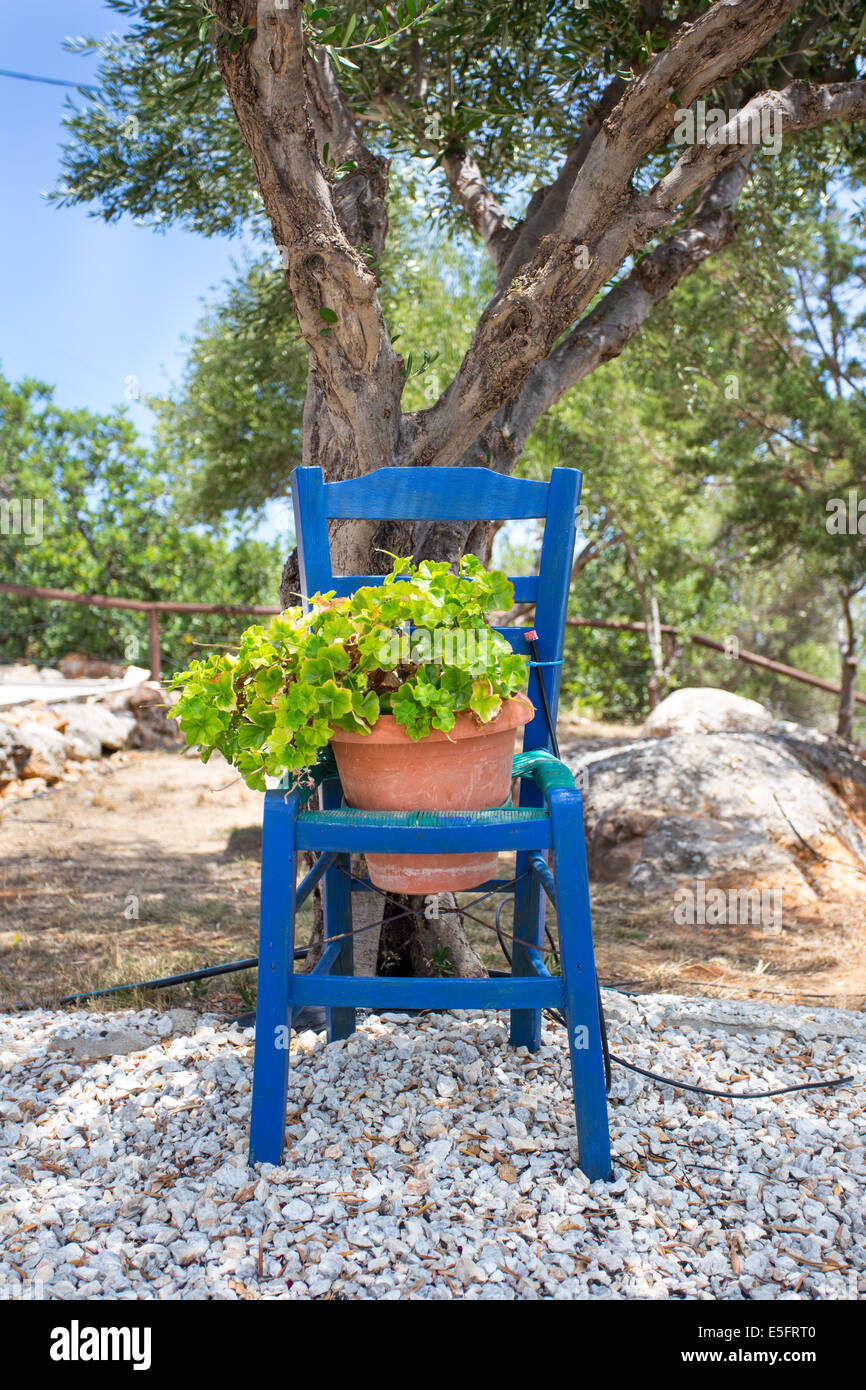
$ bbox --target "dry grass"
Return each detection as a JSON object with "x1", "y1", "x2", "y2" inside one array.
[{"x1": 0, "y1": 752, "x2": 311, "y2": 1014}]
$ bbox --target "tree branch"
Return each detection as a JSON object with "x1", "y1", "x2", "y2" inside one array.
[
  {"x1": 495, "y1": 8, "x2": 706, "y2": 292},
  {"x1": 357, "y1": 81, "x2": 514, "y2": 270},
  {"x1": 494, "y1": 74, "x2": 629, "y2": 292},
  {"x1": 560, "y1": 0, "x2": 798, "y2": 242},
  {"x1": 639, "y1": 79, "x2": 866, "y2": 225},
  {"x1": 440, "y1": 148, "x2": 515, "y2": 271},
  {"x1": 503, "y1": 156, "x2": 753, "y2": 449},
  {"x1": 305, "y1": 49, "x2": 391, "y2": 258}
]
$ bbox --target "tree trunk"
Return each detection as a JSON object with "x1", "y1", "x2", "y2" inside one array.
[
  {"x1": 626, "y1": 543, "x2": 669, "y2": 710},
  {"x1": 836, "y1": 587, "x2": 859, "y2": 743}
]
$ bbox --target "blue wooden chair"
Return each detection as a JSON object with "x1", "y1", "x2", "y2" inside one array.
[{"x1": 248, "y1": 465, "x2": 612, "y2": 1181}]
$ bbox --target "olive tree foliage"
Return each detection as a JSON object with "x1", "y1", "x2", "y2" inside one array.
[
  {"x1": 626, "y1": 194, "x2": 866, "y2": 739},
  {"x1": 55, "y1": 0, "x2": 866, "y2": 599}
]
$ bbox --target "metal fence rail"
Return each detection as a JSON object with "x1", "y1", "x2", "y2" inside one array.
[
  {"x1": 0, "y1": 581, "x2": 280, "y2": 682},
  {"x1": 1, "y1": 579, "x2": 861, "y2": 705}
]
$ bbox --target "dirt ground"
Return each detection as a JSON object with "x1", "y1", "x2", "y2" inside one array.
[{"x1": 1, "y1": 746, "x2": 864, "y2": 1017}]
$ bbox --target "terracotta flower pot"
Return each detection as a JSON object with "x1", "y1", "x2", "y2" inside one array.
[{"x1": 329, "y1": 696, "x2": 534, "y2": 893}]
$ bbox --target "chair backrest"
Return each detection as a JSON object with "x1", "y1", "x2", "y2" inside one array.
[{"x1": 291, "y1": 465, "x2": 582, "y2": 755}]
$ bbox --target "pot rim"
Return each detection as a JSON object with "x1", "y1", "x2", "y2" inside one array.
[{"x1": 329, "y1": 694, "x2": 534, "y2": 745}]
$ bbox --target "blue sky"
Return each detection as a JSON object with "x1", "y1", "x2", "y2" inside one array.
[{"x1": 0, "y1": 1, "x2": 255, "y2": 441}]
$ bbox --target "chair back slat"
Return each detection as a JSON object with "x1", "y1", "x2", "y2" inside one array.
[
  {"x1": 322, "y1": 467, "x2": 550, "y2": 520},
  {"x1": 291, "y1": 464, "x2": 581, "y2": 754}
]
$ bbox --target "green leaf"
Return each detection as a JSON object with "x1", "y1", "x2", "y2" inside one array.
[
  {"x1": 274, "y1": 682, "x2": 317, "y2": 723},
  {"x1": 469, "y1": 678, "x2": 501, "y2": 723},
  {"x1": 353, "y1": 689, "x2": 380, "y2": 724},
  {"x1": 253, "y1": 665, "x2": 283, "y2": 700},
  {"x1": 392, "y1": 682, "x2": 431, "y2": 740}
]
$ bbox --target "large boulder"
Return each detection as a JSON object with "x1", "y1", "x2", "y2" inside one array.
[
  {"x1": 642, "y1": 686, "x2": 774, "y2": 737},
  {"x1": 569, "y1": 725, "x2": 866, "y2": 909},
  {"x1": 51, "y1": 702, "x2": 136, "y2": 752}
]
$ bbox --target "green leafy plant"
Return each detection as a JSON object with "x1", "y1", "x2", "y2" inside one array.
[
  {"x1": 169, "y1": 554, "x2": 531, "y2": 791},
  {"x1": 430, "y1": 944, "x2": 455, "y2": 977}
]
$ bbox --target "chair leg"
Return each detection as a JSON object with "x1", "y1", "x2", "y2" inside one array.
[
  {"x1": 509, "y1": 850, "x2": 543, "y2": 1052},
  {"x1": 320, "y1": 781, "x2": 355, "y2": 1042},
  {"x1": 549, "y1": 792, "x2": 612, "y2": 1183},
  {"x1": 249, "y1": 790, "x2": 299, "y2": 1168}
]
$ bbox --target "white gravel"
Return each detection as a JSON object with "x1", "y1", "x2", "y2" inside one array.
[{"x1": 1, "y1": 992, "x2": 864, "y2": 1300}]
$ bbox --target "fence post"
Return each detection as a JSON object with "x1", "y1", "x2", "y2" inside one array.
[{"x1": 148, "y1": 608, "x2": 161, "y2": 683}]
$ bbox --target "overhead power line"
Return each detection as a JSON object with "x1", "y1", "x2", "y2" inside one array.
[{"x1": 0, "y1": 67, "x2": 98, "y2": 95}]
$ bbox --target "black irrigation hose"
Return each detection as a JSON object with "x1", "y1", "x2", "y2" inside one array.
[
  {"x1": 494, "y1": 899, "x2": 512, "y2": 966},
  {"x1": 12, "y1": 944, "x2": 856, "y2": 1101},
  {"x1": 10, "y1": 950, "x2": 309, "y2": 1013},
  {"x1": 526, "y1": 635, "x2": 560, "y2": 761},
  {"x1": 596, "y1": 980, "x2": 613, "y2": 1095},
  {"x1": 541, "y1": 1006, "x2": 855, "y2": 1101},
  {"x1": 605, "y1": 1054, "x2": 855, "y2": 1101}
]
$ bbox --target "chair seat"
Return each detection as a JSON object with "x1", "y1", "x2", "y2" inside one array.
[{"x1": 294, "y1": 803, "x2": 552, "y2": 852}]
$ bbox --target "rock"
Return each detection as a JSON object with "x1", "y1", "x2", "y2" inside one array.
[
  {"x1": 642, "y1": 687, "x2": 774, "y2": 737},
  {"x1": 62, "y1": 728, "x2": 103, "y2": 761},
  {"x1": 174, "y1": 1235, "x2": 210, "y2": 1265},
  {"x1": 572, "y1": 726, "x2": 866, "y2": 903},
  {"x1": 106, "y1": 683, "x2": 181, "y2": 747},
  {"x1": 57, "y1": 653, "x2": 127, "y2": 680},
  {"x1": 103, "y1": 690, "x2": 132, "y2": 712},
  {"x1": 1, "y1": 701, "x2": 64, "y2": 731},
  {"x1": 51, "y1": 702, "x2": 136, "y2": 752},
  {"x1": 16, "y1": 723, "x2": 68, "y2": 783},
  {"x1": 0, "y1": 720, "x2": 30, "y2": 787},
  {"x1": 48, "y1": 1029, "x2": 153, "y2": 1060},
  {"x1": 126, "y1": 681, "x2": 168, "y2": 712},
  {"x1": 130, "y1": 683, "x2": 183, "y2": 747},
  {"x1": 212, "y1": 1163, "x2": 248, "y2": 1189},
  {"x1": 0, "y1": 663, "x2": 40, "y2": 682},
  {"x1": 283, "y1": 1198, "x2": 314, "y2": 1222},
  {"x1": 166, "y1": 1008, "x2": 198, "y2": 1034},
  {"x1": 2, "y1": 775, "x2": 47, "y2": 800}
]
